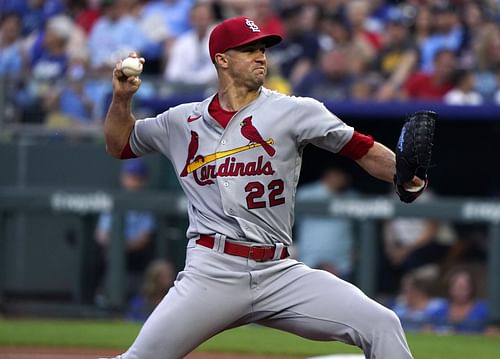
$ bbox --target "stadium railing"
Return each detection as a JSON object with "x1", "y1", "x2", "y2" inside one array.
[{"x1": 0, "y1": 188, "x2": 499, "y2": 323}]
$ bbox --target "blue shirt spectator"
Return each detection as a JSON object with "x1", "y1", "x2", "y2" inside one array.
[
  {"x1": 97, "y1": 211, "x2": 156, "y2": 243},
  {"x1": 0, "y1": 13, "x2": 23, "y2": 76},
  {"x1": 15, "y1": 15, "x2": 72, "y2": 123},
  {"x1": 430, "y1": 267, "x2": 490, "y2": 333},
  {"x1": 29, "y1": 30, "x2": 68, "y2": 80},
  {"x1": 92, "y1": 159, "x2": 157, "y2": 301},
  {"x1": 88, "y1": 1, "x2": 147, "y2": 70},
  {"x1": 295, "y1": 167, "x2": 357, "y2": 280},
  {"x1": 58, "y1": 88, "x2": 93, "y2": 123},
  {"x1": 431, "y1": 300, "x2": 489, "y2": 334},
  {"x1": 141, "y1": 0, "x2": 193, "y2": 39},
  {"x1": 419, "y1": 5, "x2": 464, "y2": 72},
  {"x1": 96, "y1": 158, "x2": 156, "y2": 245},
  {"x1": 394, "y1": 298, "x2": 445, "y2": 331},
  {"x1": 391, "y1": 269, "x2": 445, "y2": 332},
  {"x1": 45, "y1": 61, "x2": 94, "y2": 124}
]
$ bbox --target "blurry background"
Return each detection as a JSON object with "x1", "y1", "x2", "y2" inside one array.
[{"x1": 0, "y1": 0, "x2": 499, "y2": 338}]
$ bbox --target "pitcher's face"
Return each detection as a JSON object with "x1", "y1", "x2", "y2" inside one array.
[{"x1": 225, "y1": 41, "x2": 268, "y2": 90}]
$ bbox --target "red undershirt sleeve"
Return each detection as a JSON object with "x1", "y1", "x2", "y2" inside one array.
[
  {"x1": 338, "y1": 131, "x2": 375, "y2": 160},
  {"x1": 119, "y1": 131, "x2": 138, "y2": 159}
]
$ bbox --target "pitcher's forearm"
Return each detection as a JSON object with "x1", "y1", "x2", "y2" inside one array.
[
  {"x1": 356, "y1": 142, "x2": 396, "y2": 183},
  {"x1": 104, "y1": 96, "x2": 136, "y2": 158}
]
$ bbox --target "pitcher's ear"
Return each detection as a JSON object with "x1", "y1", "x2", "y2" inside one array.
[{"x1": 214, "y1": 53, "x2": 229, "y2": 69}]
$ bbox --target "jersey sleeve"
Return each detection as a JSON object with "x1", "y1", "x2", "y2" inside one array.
[
  {"x1": 129, "y1": 110, "x2": 170, "y2": 157},
  {"x1": 338, "y1": 131, "x2": 374, "y2": 160},
  {"x1": 294, "y1": 97, "x2": 354, "y2": 153}
]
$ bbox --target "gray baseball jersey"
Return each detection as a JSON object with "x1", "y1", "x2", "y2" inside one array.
[
  {"x1": 130, "y1": 87, "x2": 353, "y2": 245},
  {"x1": 118, "y1": 87, "x2": 413, "y2": 359}
]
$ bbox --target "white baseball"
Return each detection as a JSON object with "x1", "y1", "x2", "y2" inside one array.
[{"x1": 121, "y1": 57, "x2": 143, "y2": 77}]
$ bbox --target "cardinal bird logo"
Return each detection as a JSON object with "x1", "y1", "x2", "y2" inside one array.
[
  {"x1": 240, "y1": 116, "x2": 275, "y2": 157},
  {"x1": 181, "y1": 131, "x2": 201, "y2": 177}
]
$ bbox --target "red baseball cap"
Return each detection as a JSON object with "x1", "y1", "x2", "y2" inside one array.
[{"x1": 209, "y1": 16, "x2": 282, "y2": 62}]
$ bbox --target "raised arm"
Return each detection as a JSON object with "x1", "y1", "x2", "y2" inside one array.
[{"x1": 104, "y1": 53, "x2": 144, "y2": 158}]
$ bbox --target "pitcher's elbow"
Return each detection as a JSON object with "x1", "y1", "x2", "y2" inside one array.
[{"x1": 105, "y1": 143, "x2": 123, "y2": 159}]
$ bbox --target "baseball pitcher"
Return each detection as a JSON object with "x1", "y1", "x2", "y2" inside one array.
[{"x1": 105, "y1": 16, "x2": 434, "y2": 359}]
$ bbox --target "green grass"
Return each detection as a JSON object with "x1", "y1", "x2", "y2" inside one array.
[{"x1": 1, "y1": 319, "x2": 499, "y2": 358}]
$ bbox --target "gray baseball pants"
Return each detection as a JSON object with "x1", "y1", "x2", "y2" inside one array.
[{"x1": 118, "y1": 238, "x2": 413, "y2": 359}]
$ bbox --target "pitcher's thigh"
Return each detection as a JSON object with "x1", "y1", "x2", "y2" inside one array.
[
  {"x1": 257, "y1": 266, "x2": 412, "y2": 359},
  {"x1": 121, "y1": 271, "x2": 250, "y2": 359}
]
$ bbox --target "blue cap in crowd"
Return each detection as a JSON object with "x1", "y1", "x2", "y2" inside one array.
[{"x1": 122, "y1": 158, "x2": 148, "y2": 177}]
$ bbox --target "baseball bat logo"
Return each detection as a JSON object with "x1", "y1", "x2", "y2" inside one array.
[{"x1": 180, "y1": 118, "x2": 276, "y2": 186}]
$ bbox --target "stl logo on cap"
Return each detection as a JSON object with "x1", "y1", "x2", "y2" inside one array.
[
  {"x1": 208, "y1": 16, "x2": 282, "y2": 62},
  {"x1": 245, "y1": 19, "x2": 260, "y2": 33}
]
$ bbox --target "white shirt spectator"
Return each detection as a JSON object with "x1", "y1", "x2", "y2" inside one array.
[
  {"x1": 444, "y1": 89, "x2": 483, "y2": 105},
  {"x1": 165, "y1": 26, "x2": 216, "y2": 85}
]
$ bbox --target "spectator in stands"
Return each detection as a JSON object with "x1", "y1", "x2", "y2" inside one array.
[
  {"x1": 444, "y1": 68, "x2": 483, "y2": 105},
  {"x1": 94, "y1": 158, "x2": 156, "y2": 303},
  {"x1": 345, "y1": 0, "x2": 381, "y2": 54},
  {"x1": 140, "y1": 0, "x2": 194, "y2": 72},
  {"x1": 412, "y1": 5, "x2": 432, "y2": 47},
  {"x1": 87, "y1": 0, "x2": 146, "y2": 73},
  {"x1": 294, "y1": 48, "x2": 353, "y2": 100},
  {"x1": 126, "y1": 259, "x2": 175, "y2": 322},
  {"x1": 430, "y1": 267, "x2": 489, "y2": 333},
  {"x1": 27, "y1": 14, "x2": 73, "y2": 81},
  {"x1": 373, "y1": 7, "x2": 418, "y2": 101},
  {"x1": 141, "y1": 0, "x2": 192, "y2": 39},
  {"x1": 0, "y1": 13, "x2": 23, "y2": 77},
  {"x1": 2, "y1": 0, "x2": 64, "y2": 36},
  {"x1": 380, "y1": 190, "x2": 450, "y2": 293},
  {"x1": 419, "y1": 4, "x2": 464, "y2": 72},
  {"x1": 295, "y1": 165, "x2": 357, "y2": 280},
  {"x1": 319, "y1": 14, "x2": 374, "y2": 78},
  {"x1": 16, "y1": 15, "x2": 73, "y2": 123},
  {"x1": 403, "y1": 48, "x2": 456, "y2": 101},
  {"x1": 269, "y1": 4, "x2": 320, "y2": 87},
  {"x1": 73, "y1": 0, "x2": 102, "y2": 35},
  {"x1": 87, "y1": 0, "x2": 150, "y2": 119},
  {"x1": 392, "y1": 267, "x2": 444, "y2": 332},
  {"x1": 460, "y1": 1, "x2": 485, "y2": 69},
  {"x1": 473, "y1": 22, "x2": 500, "y2": 101},
  {"x1": 44, "y1": 57, "x2": 96, "y2": 127},
  {"x1": 164, "y1": 2, "x2": 216, "y2": 87}
]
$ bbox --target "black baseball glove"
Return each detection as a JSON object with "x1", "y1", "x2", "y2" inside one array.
[{"x1": 394, "y1": 110, "x2": 437, "y2": 203}]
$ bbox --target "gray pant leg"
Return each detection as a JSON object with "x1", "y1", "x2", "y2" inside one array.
[
  {"x1": 121, "y1": 247, "x2": 253, "y2": 359},
  {"x1": 254, "y1": 262, "x2": 413, "y2": 359}
]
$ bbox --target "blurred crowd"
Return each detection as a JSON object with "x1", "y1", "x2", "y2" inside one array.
[
  {"x1": 293, "y1": 165, "x2": 496, "y2": 335},
  {"x1": 0, "y1": 0, "x2": 499, "y2": 128}
]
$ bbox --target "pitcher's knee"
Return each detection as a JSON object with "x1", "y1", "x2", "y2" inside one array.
[{"x1": 370, "y1": 306, "x2": 404, "y2": 334}]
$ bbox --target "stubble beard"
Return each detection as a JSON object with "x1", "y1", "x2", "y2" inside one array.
[{"x1": 248, "y1": 68, "x2": 266, "y2": 90}]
